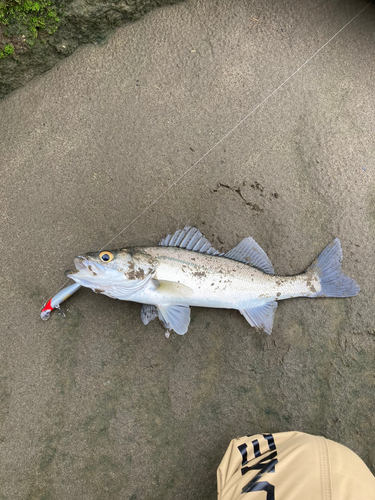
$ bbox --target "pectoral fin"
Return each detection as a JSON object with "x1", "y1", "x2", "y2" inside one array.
[
  {"x1": 240, "y1": 301, "x2": 278, "y2": 335},
  {"x1": 154, "y1": 280, "x2": 194, "y2": 298},
  {"x1": 157, "y1": 304, "x2": 191, "y2": 335}
]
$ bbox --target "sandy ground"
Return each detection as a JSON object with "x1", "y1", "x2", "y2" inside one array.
[{"x1": 1, "y1": 0, "x2": 374, "y2": 498}]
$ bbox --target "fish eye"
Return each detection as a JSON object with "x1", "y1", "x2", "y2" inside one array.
[{"x1": 99, "y1": 251, "x2": 114, "y2": 262}]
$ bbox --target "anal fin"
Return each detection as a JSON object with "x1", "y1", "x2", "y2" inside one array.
[{"x1": 240, "y1": 301, "x2": 278, "y2": 335}]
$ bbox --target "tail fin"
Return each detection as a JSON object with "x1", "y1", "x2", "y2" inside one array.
[{"x1": 307, "y1": 239, "x2": 360, "y2": 298}]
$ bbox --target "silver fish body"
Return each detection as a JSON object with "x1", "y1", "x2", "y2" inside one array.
[
  {"x1": 129, "y1": 247, "x2": 319, "y2": 308},
  {"x1": 66, "y1": 226, "x2": 360, "y2": 335}
]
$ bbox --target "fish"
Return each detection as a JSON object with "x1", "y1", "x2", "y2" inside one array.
[{"x1": 65, "y1": 226, "x2": 360, "y2": 336}]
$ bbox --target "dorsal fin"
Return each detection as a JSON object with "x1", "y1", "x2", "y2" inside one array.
[
  {"x1": 159, "y1": 226, "x2": 222, "y2": 256},
  {"x1": 224, "y1": 237, "x2": 274, "y2": 274}
]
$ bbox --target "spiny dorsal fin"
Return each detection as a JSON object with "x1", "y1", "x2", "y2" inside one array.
[
  {"x1": 159, "y1": 226, "x2": 222, "y2": 256},
  {"x1": 224, "y1": 237, "x2": 274, "y2": 274}
]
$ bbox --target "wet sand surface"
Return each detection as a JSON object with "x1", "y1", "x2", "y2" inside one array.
[{"x1": 0, "y1": 0, "x2": 374, "y2": 498}]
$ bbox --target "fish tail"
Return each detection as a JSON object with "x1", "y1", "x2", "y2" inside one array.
[{"x1": 307, "y1": 239, "x2": 360, "y2": 298}]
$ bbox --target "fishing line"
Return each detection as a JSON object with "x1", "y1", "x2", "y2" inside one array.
[
  {"x1": 102, "y1": 3, "x2": 370, "y2": 249},
  {"x1": 44, "y1": 3, "x2": 370, "y2": 305}
]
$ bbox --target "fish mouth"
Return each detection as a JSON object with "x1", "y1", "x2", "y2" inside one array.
[
  {"x1": 73, "y1": 256, "x2": 88, "y2": 272},
  {"x1": 65, "y1": 256, "x2": 100, "y2": 279}
]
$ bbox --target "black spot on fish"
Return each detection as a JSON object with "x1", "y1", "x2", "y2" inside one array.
[{"x1": 193, "y1": 271, "x2": 207, "y2": 278}]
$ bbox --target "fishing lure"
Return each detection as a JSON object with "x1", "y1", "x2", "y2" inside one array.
[{"x1": 40, "y1": 282, "x2": 81, "y2": 320}]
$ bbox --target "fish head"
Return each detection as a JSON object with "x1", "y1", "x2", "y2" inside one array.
[{"x1": 65, "y1": 248, "x2": 156, "y2": 298}]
